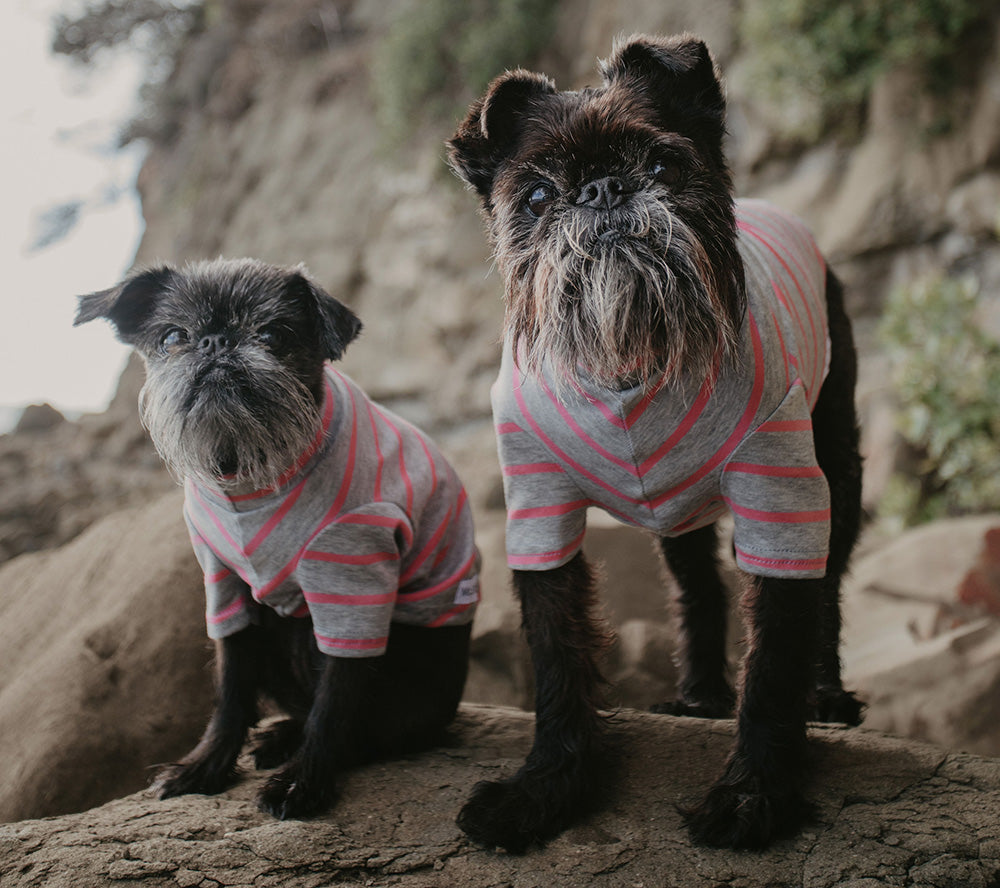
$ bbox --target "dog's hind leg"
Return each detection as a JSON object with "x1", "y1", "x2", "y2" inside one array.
[
  {"x1": 257, "y1": 621, "x2": 472, "y2": 819},
  {"x1": 653, "y1": 524, "x2": 735, "y2": 718},
  {"x1": 809, "y1": 268, "x2": 864, "y2": 725},
  {"x1": 457, "y1": 553, "x2": 616, "y2": 852},
  {"x1": 155, "y1": 625, "x2": 264, "y2": 798}
]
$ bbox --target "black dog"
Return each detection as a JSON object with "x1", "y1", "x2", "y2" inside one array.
[
  {"x1": 76, "y1": 258, "x2": 480, "y2": 818},
  {"x1": 447, "y1": 34, "x2": 863, "y2": 850}
]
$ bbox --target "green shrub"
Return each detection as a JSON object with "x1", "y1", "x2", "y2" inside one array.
[
  {"x1": 372, "y1": 0, "x2": 560, "y2": 144},
  {"x1": 740, "y1": 0, "x2": 988, "y2": 143},
  {"x1": 880, "y1": 272, "x2": 1000, "y2": 527}
]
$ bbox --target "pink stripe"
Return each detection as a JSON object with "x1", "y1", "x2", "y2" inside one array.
[
  {"x1": 540, "y1": 376, "x2": 641, "y2": 476},
  {"x1": 571, "y1": 374, "x2": 670, "y2": 431},
  {"x1": 426, "y1": 601, "x2": 475, "y2": 627},
  {"x1": 671, "y1": 497, "x2": 727, "y2": 534},
  {"x1": 496, "y1": 422, "x2": 524, "y2": 434},
  {"x1": 207, "y1": 597, "x2": 245, "y2": 625},
  {"x1": 503, "y1": 462, "x2": 564, "y2": 476},
  {"x1": 335, "y1": 512, "x2": 414, "y2": 548},
  {"x1": 190, "y1": 485, "x2": 245, "y2": 559},
  {"x1": 399, "y1": 550, "x2": 478, "y2": 602},
  {"x1": 512, "y1": 363, "x2": 646, "y2": 507},
  {"x1": 303, "y1": 590, "x2": 396, "y2": 606},
  {"x1": 302, "y1": 550, "x2": 398, "y2": 565},
  {"x1": 374, "y1": 405, "x2": 414, "y2": 516},
  {"x1": 292, "y1": 603, "x2": 310, "y2": 618},
  {"x1": 736, "y1": 547, "x2": 827, "y2": 573},
  {"x1": 314, "y1": 634, "x2": 386, "y2": 651},
  {"x1": 509, "y1": 499, "x2": 590, "y2": 520},
  {"x1": 366, "y1": 399, "x2": 385, "y2": 502},
  {"x1": 399, "y1": 490, "x2": 467, "y2": 585},
  {"x1": 245, "y1": 474, "x2": 308, "y2": 556},
  {"x1": 508, "y1": 529, "x2": 586, "y2": 567},
  {"x1": 648, "y1": 313, "x2": 767, "y2": 508},
  {"x1": 738, "y1": 215, "x2": 824, "y2": 398},
  {"x1": 724, "y1": 462, "x2": 824, "y2": 478},
  {"x1": 758, "y1": 419, "x2": 812, "y2": 433},
  {"x1": 205, "y1": 567, "x2": 232, "y2": 584},
  {"x1": 726, "y1": 499, "x2": 830, "y2": 524},
  {"x1": 638, "y1": 359, "x2": 720, "y2": 476}
]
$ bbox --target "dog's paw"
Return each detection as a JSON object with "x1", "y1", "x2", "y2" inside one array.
[
  {"x1": 252, "y1": 719, "x2": 304, "y2": 770},
  {"x1": 256, "y1": 763, "x2": 337, "y2": 820},
  {"x1": 457, "y1": 759, "x2": 609, "y2": 854},
  {"x1": 457, "y1": 776, "x2": 555, "y2": 854},
  {"x1": 812, "y1": 688, "x2": 865, "y2": 726},
  {"x1": 154, "y1": 756, "x2": 237, "y2": 799},
  {"x1": 683, "y1": 777, "x2": 813, "y2": 849}
]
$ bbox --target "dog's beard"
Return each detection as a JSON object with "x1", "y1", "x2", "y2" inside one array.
[
  {"x1": 139, "y1": 349, "x2": 322, "y2": 491},
  {"x1": 498, "y1": 193, "x2": 738, "y2": 391}
]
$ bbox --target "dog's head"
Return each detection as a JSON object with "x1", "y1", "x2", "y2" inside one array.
[
  {"x1": 75, "y1": 258, "x2": 362, "y2": 490},
  {"x1": 447, "y1": 34, "x2": 745, "y2": 389}
]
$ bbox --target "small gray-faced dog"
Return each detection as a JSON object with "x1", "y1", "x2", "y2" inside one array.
[{"x1": 76, "y1": 258, "x2": 479, "y2": 818}]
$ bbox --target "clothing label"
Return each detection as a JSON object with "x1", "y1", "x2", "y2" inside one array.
[{"x1": 454, "y1": 576, "x2": 480, "y2": 605}]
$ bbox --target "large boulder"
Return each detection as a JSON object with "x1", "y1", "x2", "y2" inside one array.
[{"x1": 0, "y1": 492, "x2": 212, "y2": 822}]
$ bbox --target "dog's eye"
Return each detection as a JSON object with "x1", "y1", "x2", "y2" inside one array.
[
  {"x1": 160, "y1": 327, "x2": 188, "y2": 353},
  {"x1": 258, "y1": 324, "x2": 287, "y2": 349},
  {"x1": 650, "y1": 160, "x2": 684, "y2": 190},
  {"x1": 526, "y1": 183, "x2": 557, "y2": 217}
]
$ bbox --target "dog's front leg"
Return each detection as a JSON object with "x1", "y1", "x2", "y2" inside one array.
[
  {"x1": 257, "y1": 654, "x2": 374, "y2": 819},
  {"x1": 685, "y1": 575, "x2": 818, "y2": 849},
  {"x1": 156, "y1": 627, "x2": 261, "y2": 798},
  {"x1": 457, "y1": 553, "x2": 614, "y2": 853}
]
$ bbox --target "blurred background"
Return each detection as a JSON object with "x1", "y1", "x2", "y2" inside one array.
[{"x1": 1, "y1": 0, "x2": 998, "y2": 824}]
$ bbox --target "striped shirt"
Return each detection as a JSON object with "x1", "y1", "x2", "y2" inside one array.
[
  {"x1": 491, "y1": 199, "x2": 831, "y2": 578},
  {"x1": 184, "y1": 367, "x2": 479, "y2": 657}
]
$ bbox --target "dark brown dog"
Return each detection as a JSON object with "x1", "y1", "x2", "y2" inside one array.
[{"x1": 447, "y1": 34, "x2": 863, "y2": 851}]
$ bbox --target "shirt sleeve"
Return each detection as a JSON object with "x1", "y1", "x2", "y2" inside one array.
[
  {"x1": 185, "y1": 516, "x2": 255, "y2": 639},
  {"x1": 297, "y1": 506, "x2": 408, "y2": 657},
  {"x1": 721, "y1": 382, "x2": 831, "y2": 578},
  {"x1": 492, "y1": 365, "x2": 588, "y2": 571}
]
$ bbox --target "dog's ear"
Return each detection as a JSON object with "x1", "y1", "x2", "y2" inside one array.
[
  {"x1": 600, "y1": 34, "x2": 726, "y2": 147},
  {"x1": 290, "y1": 271, "x2": 362, "y2": 362},
  {"x1": 74, "y1": 266, "x2": 178, "y2": 344},
  {"x1": 447, "y1": 70, "x2": 556, "y2": 208}
]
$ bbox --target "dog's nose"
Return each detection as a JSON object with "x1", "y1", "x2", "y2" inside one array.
[
  {"x1": 198, "y1": 333, "x2": 231, "y2": 354},
  {"x1": 576, "y1": 176, "x2": 626, "y2": 210}
]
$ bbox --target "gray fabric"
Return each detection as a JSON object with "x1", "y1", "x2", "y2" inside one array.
[
  {"x1": 185, "y1": 368, "x2": 479, "y2": 657},
  {"x1": 491, "y1": 199, "x2": 832, "y2": 578}
]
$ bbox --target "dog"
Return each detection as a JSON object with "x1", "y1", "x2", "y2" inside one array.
[
  {"x1": 446, "y1": 33, "x2": 863, "y2": 851},
  {"x1": 75, "y1": 258, "x2": 480, "y2": 818}
]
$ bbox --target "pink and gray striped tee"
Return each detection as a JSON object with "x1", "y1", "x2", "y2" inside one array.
[
  {"x1": 184, "y1": 367, "x2": 479, "y2": 657},
  {"x1": 491, "y1": 199, "x2": 832, "y2": 578}
]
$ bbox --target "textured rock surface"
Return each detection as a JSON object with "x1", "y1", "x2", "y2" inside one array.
[{"x1": 2, "y1": 705, "x2": 1000, "y2": 888}]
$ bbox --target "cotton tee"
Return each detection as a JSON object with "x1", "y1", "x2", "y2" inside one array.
[
  {"x1": 491, "y1": 198, "x2": 831, "y2": 579},
  {"x1": 184, "y1": 367, "x2": 480, "y2": 657}
]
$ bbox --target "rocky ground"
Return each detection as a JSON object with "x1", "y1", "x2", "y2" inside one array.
[{"x1": 4, "y1": 705, "x2": 1000, "y2": 888}]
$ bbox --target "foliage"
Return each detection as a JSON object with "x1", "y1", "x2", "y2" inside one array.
[
  {"x1": 880, "y1": 272, "x2": 1000, "y2": 527},
  {"x1": 740, "y1": 0, "x2": 989, "y2": 143},
  {"x1": 372, "y1": 0, "x2": 560, "y2": 144},
  {"x1": 52, "y1": 0, "x2": 204, "y2": 65}
]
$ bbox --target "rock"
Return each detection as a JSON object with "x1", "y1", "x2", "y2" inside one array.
[
  {"x1": 842, "y1": 515, "x2": 1000, "y2": 757},
  {"x1": 2, "y1": 705, "x2": 999, "y2": 887},
  {"x1": 0, "y1": 491, "x2": 213, "y2": 823},
  {"x1": 11, "y1": 404, "x2": 66, "y2": 436}
]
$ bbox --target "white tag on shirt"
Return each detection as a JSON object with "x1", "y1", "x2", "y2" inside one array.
[{"x1": 454, "y1": 576, "x2": 480, "y2": 605}]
